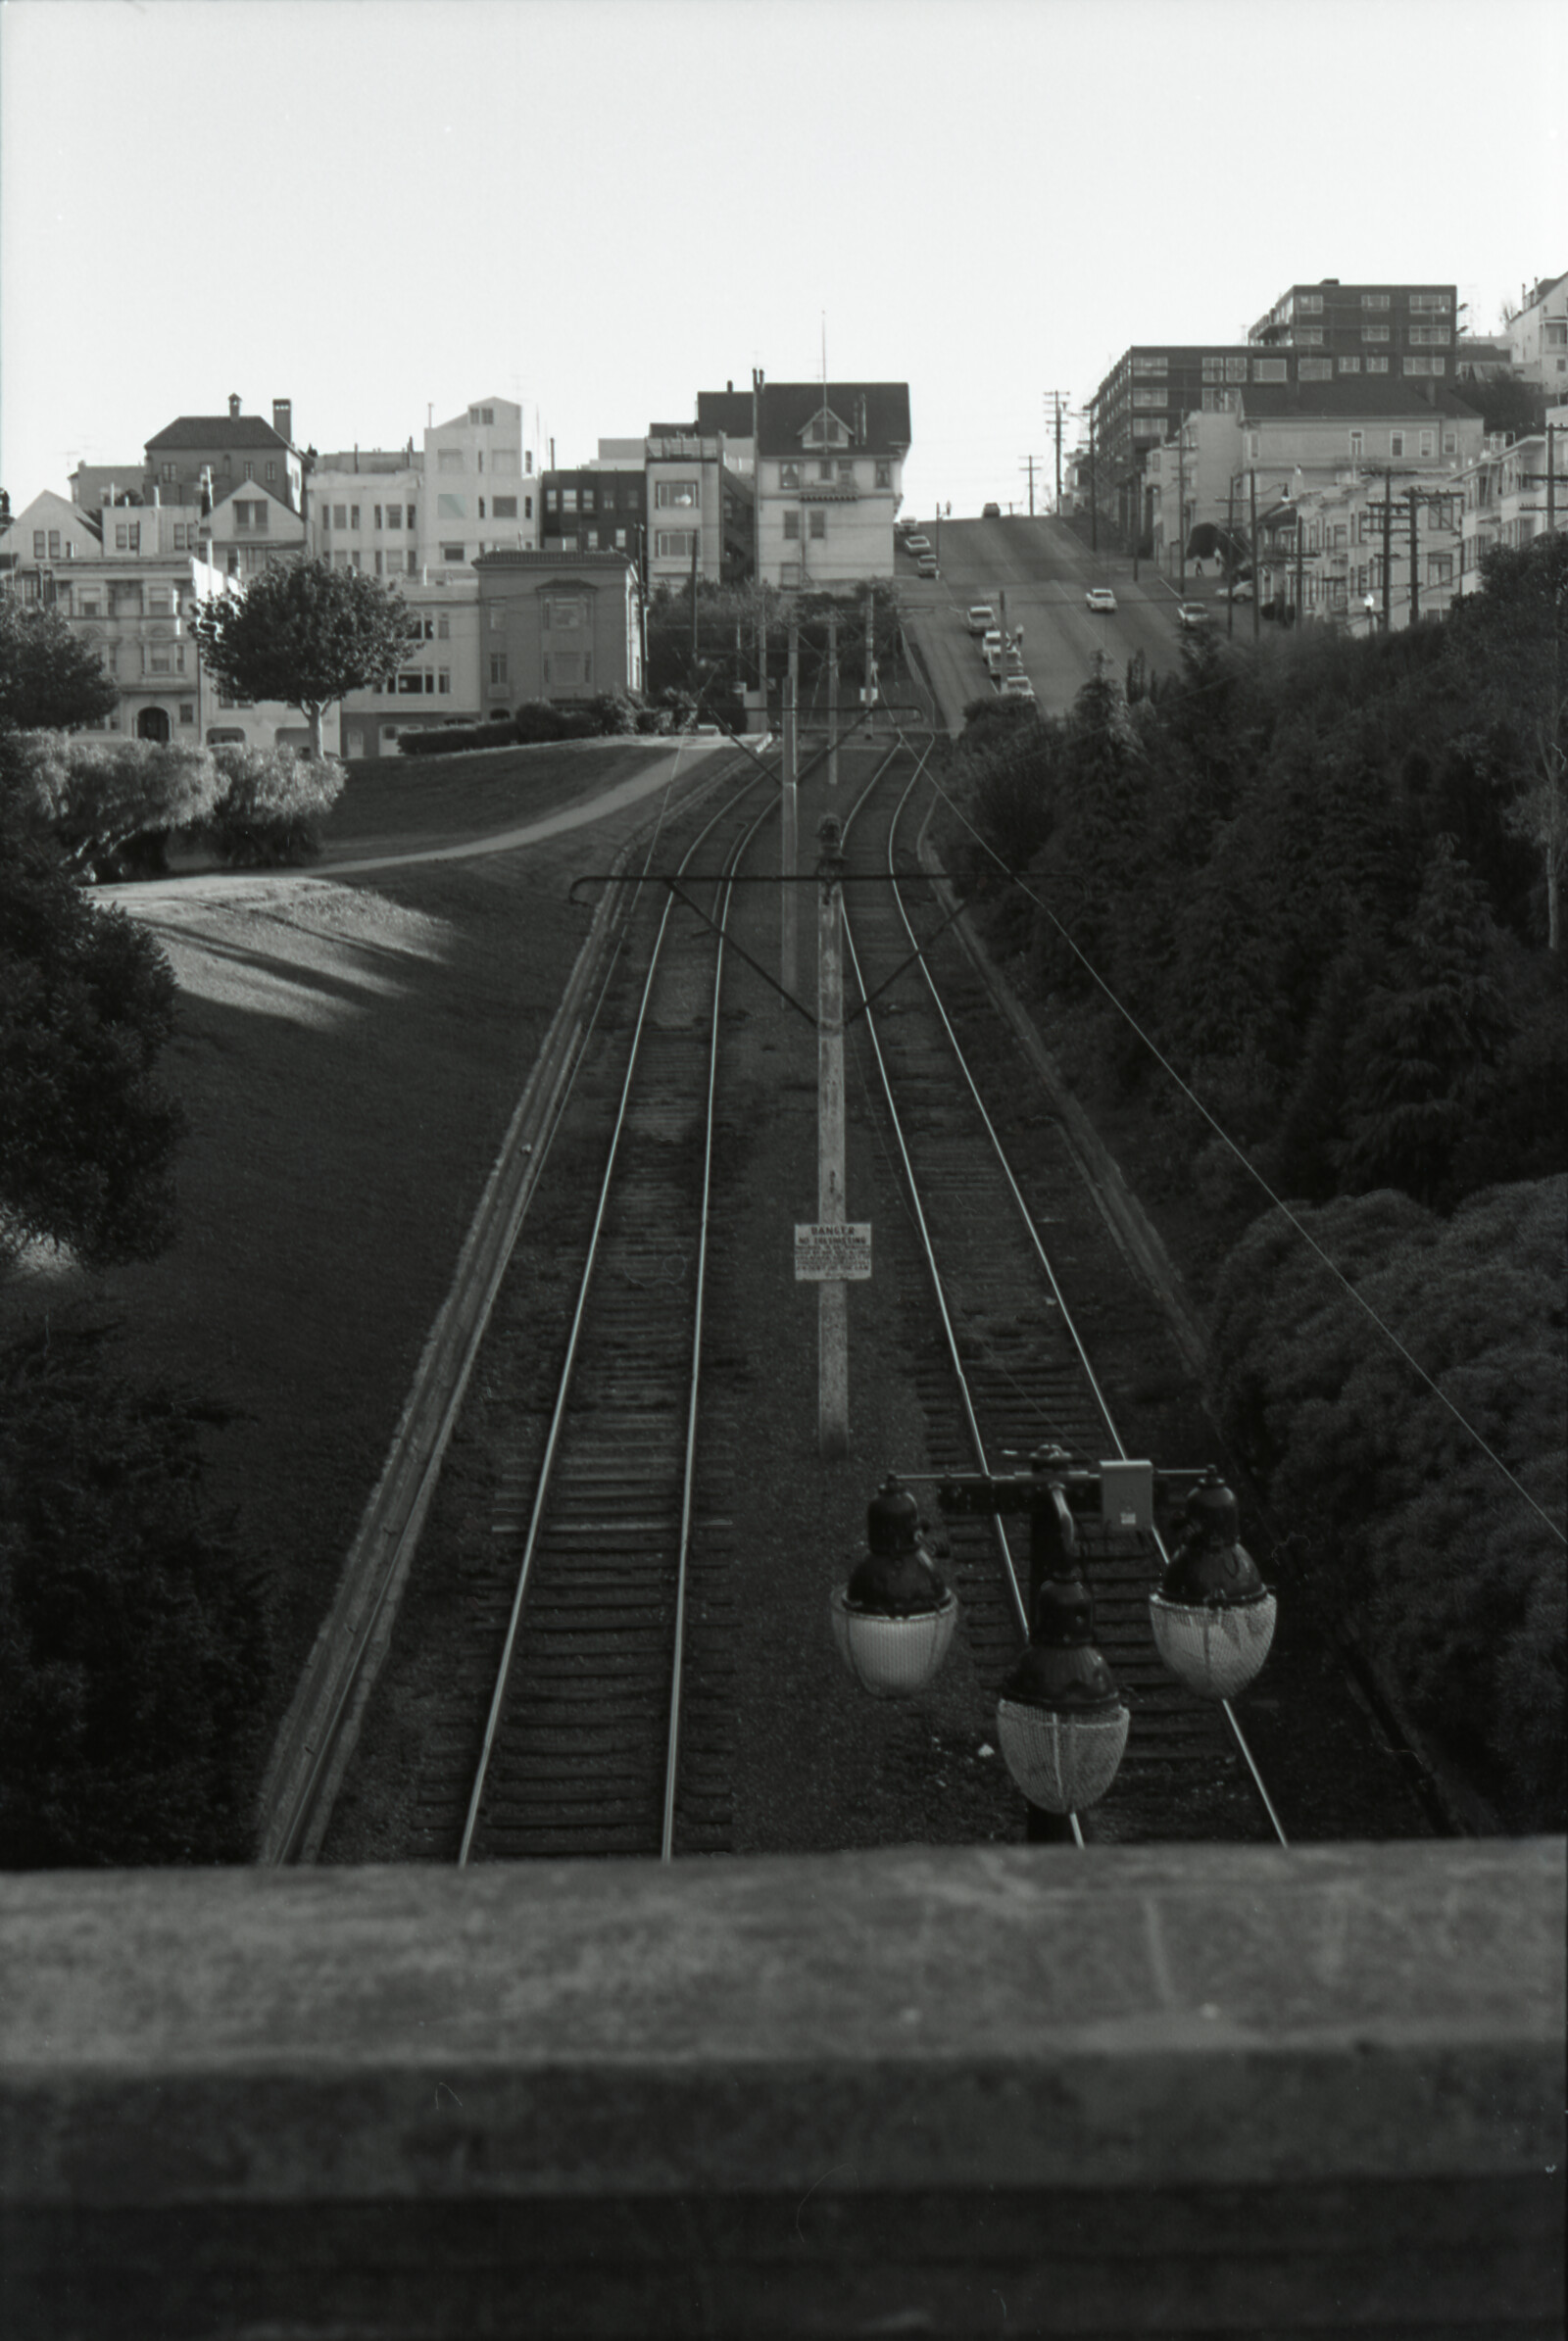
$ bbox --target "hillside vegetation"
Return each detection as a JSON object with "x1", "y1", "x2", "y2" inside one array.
[{"x1": 937, "y1": 535, "x2": 1566, "y2": 1827}]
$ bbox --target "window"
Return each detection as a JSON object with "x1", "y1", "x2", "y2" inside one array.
[
  {"x1": 1296, "y1": 328, "x2": 1325, "y2": 347},
  {"x1": 1408, "y1": 326, "x2": 1449, "y2": 347},
  {"x1": 1252, "y1": 358, "x2": 1287, "y2": 382},
  {"x1": 1299, "y1": 358, "x2": 1333, "y2": 379},
  {"x1": 1443, "y1": 432, "x2": 1456, "y2": 456},
  {"x1": 1349, "y1": 430, "x2": 1364, "y2": 460},
  {"x1": 408, "y1": 505, "x2": 416, "y2": 533},
  {"x1": 655, "y1": 531, "x2": 695, "y2": 558},
  {"x1": 351, "y1": 551, "x2": 363, "y2": 570},
  {"x1": 1409, "y1": 292, "x2": 1451, "y2": 313},
  {"x1": 1404, "y1": 356, "x2": 1445, "y2": 376},
  {"x1": 580, "y1": 488, "x2": 595, "y2": 513},
  {"x1": 114, "y1": 521, "x2": 141, "y2": 551},
  {"x1": 1132, "y1": 356, "x2": 1168, "y2": 375},
  {"x1": 1298, "y1": 293, "x2": 1324, "y2": 314},
  {"x1": 545, "y1": 487, "x2": 559, "y2": 512},
  {"x1": 441, "y1": 544, "x2": 465, "y2": 562},
  {"x1": 492, "y1": 496, "x2": 517, "y2": 518},
  {"x1": 779, "y1": 462, "x2": 801, "y2": 490},
  {"x1": 808, "y1": 510, "x2": 826, "y2": 539},
  {"x1": 783, "y1": 511, "x2": 801, "y2": 541},
  {"x1": 1361, "y1": 293, "x2": 1391, "y2": 310},
  {"x1": 1363, "y1": 324, "x2": 1390, "y2": 343},
  {"x1": 350, "y1": 506, "x2": 360, "y2": 529},
  {"x1": 243, "y1": 462, "x2": 255, "y2": 480},
  {"x1": 477, "y1": 499, "x2": 485, "y2": 518},
  {"x1": 387, "y1": 505, "x2": 403, "y2": 530},
  {"x1": 266, "y1": 463, "x2": 277, "y2": 484},
  {"x1": 1132, "y1": 387, "x2": 1166, "y2": 408},
  {"x1": 1390, "y1": 433, "x2": 1405, "y2": 459},
  {"x1": 489, "y1": 606, "x2": 505, "y2": 631},
  {"x1": 77, "y1": 592, "x2": 102, "y2": 617},
  {"x1": 161, "y1": 463, "x2": 177, "y2": 483},
  {"x1": 438, "y1": 449, "x2": 465, "y2": 472},
  {"x1": 374, "y1": 552, "x2": 384, "y2": 576},
  {"x1": 438, "y1": 668, "x2": 451, "y2": 695},
  {"x1": 1429, "y1": 553, "x2": 1452, "y2": 586},
  {"x1": 523, "y1": 495, "x2": 532, "y2": 520},
  {"x1": 1367, "y1": 356, "x2": 1389, "y2": 372},
  {"x1": 437, "y1": 614, "x2": 451, "y2": 640},
  {"x1": 179, "y1": 703, "x2": 194, "y2": 724},
  {"x1": 374, "y1": 506, "x2": 383, "y2": 530},
  {"x1": 475, "y1": 452, "x2": 483, "y2": 474},
  {"x1": 875, "y1": 461, "x2": 892, "y2": 489},
  {"x1": 438, "y1": 494, "x2": 466, "y2": 517},
  {"x1": 31, "y1": 531, "x2": 45, "y2": 557},
  {"x1": 397, "y1": 669, "x2": 433, "y2": 695},
  {"x1": 333, "y1": 504, "x2": 347, "y2": 529},
  {"x1": 615, "y1": 529, "x2": 627, "y2": 550},
  {"x1": 1339, "y1": 356, "x2": 1361, "y2": 373},
  {"x1": 586, "y1": 530, "x2": 599, "y2": 550},
  {"x1": 489, "y1": 653, "x2": 508, "y2": 686},
  {"x1": 657, "y1": 479, "x2": 698, "y2": 508},
  {"x1": 1420, "y1": 430, "x2": 1435, "y2": 458},
  {"x1": 563, "y1": 489, "x2": 578, "y2": 512},
  {"x1": 818, "y1": 460, "x2": 833, "y2": 480}
]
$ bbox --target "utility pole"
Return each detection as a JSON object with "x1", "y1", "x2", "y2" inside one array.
[
  {"x1": 1019, "y1": 453, "x2": 1040, "y2": 515},
  {"x1": 1382, "y1": 470, "x2": 1393, "y2": 632},
  {"x1": 1408, "y1": 487, "x2": 1420, "y2": 625},
  {"x1": 1226, "y1": 477, "x2": 1237, "y2": 638},
  {"x1": 781, "y1": 614, "x2": 799, "y2": 1011},
  {"x1": 1250, "y1": 470, "x2": 1260, "y2": 643},
  {"x1": 1295, "y1": 508, "x2": 1304, "y2": 626},
  {"x1": 1089, "y1": 409, "x2": 1098, "y2": 554},
  {"x1": 862, "y1": 585, "x2": 875, "y2": 732},
  {"x1": 816, "y1": 814, "x2": 849, "y2": 1459},
  {"x1": 1043, "y1": 391, "x2": 1069, "y2": 513},
  {"x1": 1177, "y1": 432, "x2": 1187, "y2": 594},
  {"x1": 827, "y1": 609, "x2": 839, "y2": 789}
]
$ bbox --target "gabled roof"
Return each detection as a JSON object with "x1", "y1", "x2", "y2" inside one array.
[
  {"x1": 206, "y1": 477, "x2": 303, "y2": 523},
  {"x1": 1240, "y1": 380, "x2": 1481, "y2": 423},
  {"x1": 146, "y1": 415, "x2": 293, "y2": 452},
  {"x1": 0, "y1": 489, "x2": 104, "y2": 549},
  {"x1": 757, "y1": 382, "x2": 911, "y2": 457}
]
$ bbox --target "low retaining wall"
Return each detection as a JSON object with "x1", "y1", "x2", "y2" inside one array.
[{"x1": 2, "y1": 1839, "x2": 1560, "y2": 2338}]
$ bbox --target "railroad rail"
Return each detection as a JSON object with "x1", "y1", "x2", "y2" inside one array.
[{"x1": 839, "y1": 726, "x2": 1290, "y2": 1845}]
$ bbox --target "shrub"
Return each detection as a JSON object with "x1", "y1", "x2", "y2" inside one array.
[
  {"x1": 0, "y1": 1314, "x2": 273, "y2": 1866},
  {"x1": 8, "y1": 731, "x2": 223, "y2": 877},
  {"x1": 512, "y1": 702, "x2": 575, "y2": 745},
  {"x1": 399, "y1": 719, "x2": 518, "y2": 757},
  {"x1": 207, "y1": 744, "x2": 344, "y2": 865}
]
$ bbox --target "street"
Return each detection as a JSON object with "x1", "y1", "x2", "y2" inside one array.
[{"x1": 897, "y1": 513, "x2": 1205, "y2": 725}]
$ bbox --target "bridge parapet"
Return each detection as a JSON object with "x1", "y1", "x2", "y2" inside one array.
[{"x1": 2, "y1": 1839, "x2": 1561, "y2": 2337}]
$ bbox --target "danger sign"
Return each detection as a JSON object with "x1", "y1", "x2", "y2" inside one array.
[{"x1": 794, "y1": 1223, "x2": 872, "y2": 1281}]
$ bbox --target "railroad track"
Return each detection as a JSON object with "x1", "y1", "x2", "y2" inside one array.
[{"x1": 840, "y1": 731, "x2": 1289, "y2": 1847}]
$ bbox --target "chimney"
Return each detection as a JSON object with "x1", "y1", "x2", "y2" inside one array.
[
  {"x1": 228, "y1": 393, "x2": 241, "y2": 418},
  {"x1": 273, "y1": 398, "x2": 292, "y2": 443}
]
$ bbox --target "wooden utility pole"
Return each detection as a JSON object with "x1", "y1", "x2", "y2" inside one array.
[
  {"x1": 1043, "y1": 390, "x2": 1069, "y2": 513},
  {"x1": 1019, "y1": 453, "x2": 1040, "y2": 515},
  {"x1": 1177, "y1": 433, "x2": 1187, "y2": 594},
  {"x1": 1295, "y1": 510, "x2": 1304, "y2": 626},
  {"x1": 1382, "y1": 472, "x2": 1394, "y2": 632},
  {"x1": 1226, "y1": 478, "x2": 1237, "y2": 638},
  {"x1": 781, "y1": 615, "x2": 799, "y2": 1010},
  {"x1": 827, "y1": 609, "x2": 839, "y2": 790},
  {"x1": 1408, "y1": 488, "x2": 1420, "y2": 625},
  {"x1": 816, "y1": 814, "x2": 848, "y2": 1459},
  {"x1": 1250, "y1": 470, "x2": 1260, "y2": 642},
  {"x1": 863, "y1": 586, "x2": 876, "y2": 732},
  {"x1": 1089, "y1": 410, "x2": 1098, "y2": 554}
]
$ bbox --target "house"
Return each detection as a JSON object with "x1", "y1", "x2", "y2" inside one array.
[
  {"x1": 472, "y1": 551, "x2": 643, "y2": 712},
  {"x1": 1250, "y1": 281, "x2": 1458, "y2": 365},
  {"x1": 644, "y1": 429, "x2": 752, "y2": 588},
  {"x1": 539, "y1": 455, "x2": 646, "y2": 561},
  {"x1": 1459, "y1": 415, "x2": 1568, "y2": 590},
  {"x1": 143, "y1": 396, "x2": 304, "y2": 514},
  {"x1": 753, "y1": 381, "x2": 910, "y2": 591},
  {"x1": 1503, "y1": 272, "x2": 1568, "y2": 390},
  {"x1": 203, "y1": 479, "x2": 306, "y2": 582}
]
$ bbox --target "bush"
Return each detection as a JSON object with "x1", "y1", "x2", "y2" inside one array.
[
  {"x1": 512, "y1": 702, "x2": 574, "y2": 745},
  {"x1": 399, "y1": 718, "x2": 519, "y2": 757},
  {"x1": 7, "y1": 731, "x2": 223, "y2": 877},
  {"x1": 207, "y1": 744, "x2": 344, "y2": 865},
  {"x1": 0, "y1": 1314, "x2": 273, "y2": 1867},
  {"x1": 1209, "y1": 1179, "x2": 1566, "y2": 1827}
]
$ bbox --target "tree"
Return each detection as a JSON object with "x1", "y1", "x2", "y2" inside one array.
[
  {"x1": 1450, "y1": 533, "x2": 1568, "y2": 949},
  {"x1": 0, "y1": 598, "x2": 118, "y2": 731},
  {"x1": 0, "y1": 834, "x2": 183, "y2": 1268},
  {"x1": 191, "y1": 557, "x2": 417, "y2": 756}
]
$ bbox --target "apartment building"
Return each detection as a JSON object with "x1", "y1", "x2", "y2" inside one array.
[
  {"x1": 1250, "y1": 281, "x2": 1458, "y2": 365},
  {"x1": 753, "y1": 381, "x2": 909, "y2": 590},
  {"x1": 539, "y1": 458, "x2": 646, "y2": 559},
  {"x1": 333, "y1": 577, "x2": 483, "y2": 757},
  {"x1": 1459, "y1": 414, "x2": 1567, "y2": 589},
  {"x1": 309, "y1": 448, "x2": 422, "y2": 580},
  {"x1": 472, "y1": 550, "x2": 643, "y2": 711},
  {"x1": 0, "y1": 489, "x2": 328, "y2": 751},
  {"x1": 644, "y1": 430, "x2": 752, "y2": 588},
  {"x1": 1091, "y1": 346, "x2": 1300, "y2": 536},
  {"x1": 422, "y1": 397, "x2": 539, "y2": 574},
  {"x1": 204, "y1": 479, "x2": 307, "y2": 582},
  {"x1": 1251, "y1": 475, "x2": 1464, "y2": 633}
]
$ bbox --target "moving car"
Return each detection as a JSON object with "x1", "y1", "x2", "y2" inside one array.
[
  {"x1": 1001, "y1": 672, "x2": 1036, "y2": 700},
  {"x1": 982, "y1": 502, "x2": 1002, "y2": 518},
  {"x1": 1085, "y1": 585, "x2": 1117, "y2": 613},
  {"x1": 1176, "y1": 602, "x2": 1208, "y2": 629},
  {"x1": 967, "y1": 603, "x2": 997, "y2": 635}
]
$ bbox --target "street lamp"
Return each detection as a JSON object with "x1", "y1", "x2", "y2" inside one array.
[{"x1": 832, "y1": 1445, "x2": 1276, "y2": 1833}]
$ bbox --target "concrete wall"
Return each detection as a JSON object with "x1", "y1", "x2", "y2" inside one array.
[{"x1": 1, "y1": 1839, "x2": 1559, "y2": 2337}]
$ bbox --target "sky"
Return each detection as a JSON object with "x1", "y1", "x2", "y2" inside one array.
[{"x1": 2, "y1": 0, "x2": 1563, "y2": 523}]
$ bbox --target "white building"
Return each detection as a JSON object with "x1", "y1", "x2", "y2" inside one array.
[
  {"x1": 421, "y1": 397, "x2": 540, "y2": 575},
  {"x1": 1503, "y1": 273, "x2": 1568, "y2": 391},
  {"x1": 754, "y1": 381, "x2": 910, "y2": 591}
]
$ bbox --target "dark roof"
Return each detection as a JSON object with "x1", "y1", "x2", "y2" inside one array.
[
  {"x1": 648, "y1": 420, "x2": 696, "y2": 437},
  {"x1": 757, "y1": 382, "x2": 911, "y2": 456},
  {"x1": 145, "y1": 415, "x2": 293, "y2": 452},
  {"x1": 696, "y1": 390, "x2": 755, "y2": 437},
  {"x1": 1240, "y1": 380, "x2": 1481, "y2": 422}
]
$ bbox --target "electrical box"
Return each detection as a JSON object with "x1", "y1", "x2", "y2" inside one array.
[{"x1": 1100, "y1": 1460, "x2": 1154, "y2": 1533}]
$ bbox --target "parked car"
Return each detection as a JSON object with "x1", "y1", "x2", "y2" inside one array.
[
  {"x1": 1086, "y1": 586, "x2": 1117, "y2": 613},
  {"x1": 967, "y1": 603, "x2": 997, "y2": 635},
  {"x1": 905, "y1": 533, "x2": 931, "y2": 558},
  {"x1": 917, "y1": 556, "x2": 939, "y2": 578},
  {"x1": 982, "y1": 502, "x2": 1002, "y2": 518},
  {"x1": 1001, "y1": 672, "x2": 1036, "y2": 700},
  {"x1": 1217, "y1": 580, "x2": 1254, "y2": 603},
  {"x1": 1176, "y1": 602, "x2": 1208, "y2": 629}
]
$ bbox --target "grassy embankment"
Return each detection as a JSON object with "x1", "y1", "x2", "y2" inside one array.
[{"x1": 3, "y1": 740, "x2": 715, "y2": 1733}]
